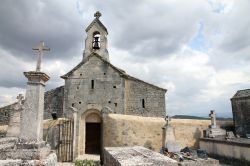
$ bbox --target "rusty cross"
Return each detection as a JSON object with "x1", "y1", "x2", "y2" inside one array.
[
  {"x1": 94, "y1": 11, "x2": 102, "y2": 19},
  {"x1": 32, "y1": 41, "x2": 50, "y2": 72}
]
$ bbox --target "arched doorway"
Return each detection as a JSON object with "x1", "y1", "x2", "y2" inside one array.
[
  {"x1": 85, "y1": 112, "x2": 101, "y2": 154},
  {"x1": 78, "y1": 109, "x2": 102, "y2": 155}
]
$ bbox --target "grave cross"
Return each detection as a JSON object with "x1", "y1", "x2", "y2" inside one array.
[
  {"x1": 32, "y1": 41, "x2": 50, "y2": 72},
  {"x1": 16, "y1": 94, "x2": 24, "y2": 105},
  {"x1": 209, "y1": 110, "x2": 216, "y2": 128}
]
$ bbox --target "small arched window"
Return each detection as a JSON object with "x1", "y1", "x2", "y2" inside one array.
[
  {"x1": 91, "y1": 80, "x2": 94, "y2": 89},
  {"x1": 92, "y1": 31, "x2": 100, "y2": 49},
  {"x1": 142, "y1": 99, "x2": 145, "y2": 108}
]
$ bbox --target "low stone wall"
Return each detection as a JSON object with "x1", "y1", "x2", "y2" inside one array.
[
  {"x1": 172, "y1": 119, "x2": 232, "y2": 149},
  {"x1": 1, "y1": 115, "x2": 233, "y2": 157},
  {"x1": 103, "y1": 114, "x2": 233, "y2": 151},
  {"x1": 200, "y1": 138, "x2": 250, "y2": 162}
]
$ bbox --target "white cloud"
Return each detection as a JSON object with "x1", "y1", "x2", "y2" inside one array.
[
  {"x1": 0, "y1": 87, "x2": 25, "y2": 107},
  {"x1": 0, "y1": 0, "x2": 250, "y2": 117}
]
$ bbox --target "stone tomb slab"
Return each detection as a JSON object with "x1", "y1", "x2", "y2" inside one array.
[
  {"x1": 104, "y1": 146, "x2": 178, "y2": 166},
  {"x1": 179, "y1": 158, "x2": 219, "y2": 166}
]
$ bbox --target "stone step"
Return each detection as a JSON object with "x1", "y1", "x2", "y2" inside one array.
[
  {"x1": 0, "y1": 142, "x2": 15, "y2": 151},
  {"x1": 0, "y1": 159, "x2": 23, "y2": 166}
]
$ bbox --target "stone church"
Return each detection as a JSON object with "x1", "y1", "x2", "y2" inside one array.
[{"x1": 0, "y1": 12, "x2": 166, "y2": 157}]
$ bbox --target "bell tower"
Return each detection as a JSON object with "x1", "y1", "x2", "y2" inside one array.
[{"x1": 83, "y1": 11, "x2": 109, "y2": 61}]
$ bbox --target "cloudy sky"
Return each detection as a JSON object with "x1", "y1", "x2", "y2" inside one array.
[{"x1": 0, "y1": 0, "x2": 249, "y2": 117}]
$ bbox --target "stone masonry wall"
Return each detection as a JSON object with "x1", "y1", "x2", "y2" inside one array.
[
  {"x1": 44, "y1": 86, "x2": 64, "y2": 119},
  {"x1": 0, "y1": 103, "x2": 19, "y2": 125},
  {"x1": 103, "y1": 114, "x2": 233, "y2": 152},
  {"x1": 63, "y1": 56, "x2": 125, "y2": 116},
  {"x1": 0, "y1": 86, "x2": 64, "y2": 124},
  {"x1": 231, "y1": 97, "x2": 250, "y2": 137},
  {"x1": 0, "y1": 109, "x2": 9, "y2": 126},
  {"x1": 63, "y1": 56, "x2": 126, "y2": 157},
  {"x1": 125, "y1": 79, "x2": 166, "y2": 117}
]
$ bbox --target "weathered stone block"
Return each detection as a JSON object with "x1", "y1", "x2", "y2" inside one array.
[{"x1": 103, "y1": 146, "x2": 178, "y2": 166}]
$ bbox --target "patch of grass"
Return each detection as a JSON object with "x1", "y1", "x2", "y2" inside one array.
[{"x1": 75, "y1": 159, "x2": 100, "y2": 166}]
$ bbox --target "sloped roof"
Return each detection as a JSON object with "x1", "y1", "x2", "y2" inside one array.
[
  {"x1": 61, "y1": 53, "x2": 167, "y2": 91},
  {"x1": 0, "y1": 102, "x2": 18, "y2": 111},
  {"x1": 232, "y1": 89, "x2": 250, "y2": 99},
  {"x1": 85, "y1": 18, "x2": 108, "y2": 34}
]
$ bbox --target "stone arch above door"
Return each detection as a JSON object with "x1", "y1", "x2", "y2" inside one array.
[{"x1": 86, "y1": 112, "x2": 101, "y2": 123}]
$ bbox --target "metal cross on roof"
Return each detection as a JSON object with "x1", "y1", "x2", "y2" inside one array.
[
  {"x1": 94, "y1": 11, "x2": 102, "y2": 19},
  {"x1": 32, "y1": 41, "x2": 50, "y2": 72}
]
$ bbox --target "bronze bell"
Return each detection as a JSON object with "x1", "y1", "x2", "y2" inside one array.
[{"x1": 93, "y1": 36, "x2": 100, "y2": 49}]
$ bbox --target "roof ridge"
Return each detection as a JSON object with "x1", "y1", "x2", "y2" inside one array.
[
  {"x1": 61, "y1": 53, "x2": 166, "y2": 91},
  {"x1": 85, "y1": 18, "x2": 108, "y2": 34}
]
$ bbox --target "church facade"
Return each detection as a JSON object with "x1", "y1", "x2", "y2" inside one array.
[
  {"x1": 44, "y1": 12, "x2": 167, "y2": 121},
  {"x1": 60, "y1": 12, "x2": 166, "y2": 156},
  {"x1": 0, "y1": 12, "x2": 167, "y2": 157}
]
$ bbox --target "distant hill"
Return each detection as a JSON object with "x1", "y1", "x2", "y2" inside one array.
[{"x1": 172, "y1": 115, "x2": 233, "y2": 121}]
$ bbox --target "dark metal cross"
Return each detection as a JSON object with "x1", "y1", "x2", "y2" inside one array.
[
  {"x1": 32, "y1": 41, "x2": 50, "y2": 72},
  {"x1": 16, "y1": 94, "x2": 24, "y2": 105},
  {"x1": 94, "y1": 11, "x2": 102, "y2": 19}
]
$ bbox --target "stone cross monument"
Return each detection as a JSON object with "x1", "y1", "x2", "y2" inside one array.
[
  {"x1": 20, "y1": 42, "x2": 50, "y2": 142},
  {"x1": 32, "y1": 41, "x2": 50, "y2": 72},
  {"x1": 0, "y1": 42, "x2": 56, "y2": 165},
  {"x1": 205, "y1": 110, "x2": 226, "y2": 138}
]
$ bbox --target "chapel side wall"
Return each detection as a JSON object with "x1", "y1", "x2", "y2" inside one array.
[
  {"x1": 44, "y1": 86, "x2": 64, "y2": 119},
  {"x1": 125, "y1": 79, "x2": 165, "y2": 117},
  {"x1": 103, "y1": 114, "x2": 233, "y2": 151},
  {"x1": 231, "y1": 97, "x2": 250, "y2": 137},
  {"x1": 0, "y1": 109, "x2": 9, "y2": 125},
  {"x1": 0, "y1": 103, "x2": 18, "y2": 125}
]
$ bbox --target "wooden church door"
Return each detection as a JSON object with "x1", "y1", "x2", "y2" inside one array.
[{"x1": 85, "y1": 122, "x2": 101, "y2": 154}]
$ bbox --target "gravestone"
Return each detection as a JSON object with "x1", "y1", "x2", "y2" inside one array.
[
  {"x1": 6, "y1": 94, "x2": 23, "y2": 137},
  {"x1": 162, "y1": 115, "x2": 180, "y2": 152},
  {"x1": 205, "y1": 110, "x2": 226, "y2": 138}
]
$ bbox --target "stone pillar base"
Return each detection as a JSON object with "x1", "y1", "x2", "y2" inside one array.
[{"x1": 206, "y1": 128, "x2": 226, "y2": 138}]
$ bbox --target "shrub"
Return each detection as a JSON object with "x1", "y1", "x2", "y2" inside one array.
[{"x1": 75, "y1": 159, "x2": 100, "y2": 166}]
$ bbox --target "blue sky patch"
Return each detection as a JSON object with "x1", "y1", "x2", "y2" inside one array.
[{"x1": 188, "y1": 21, "x2": 210, "y2": 52}]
